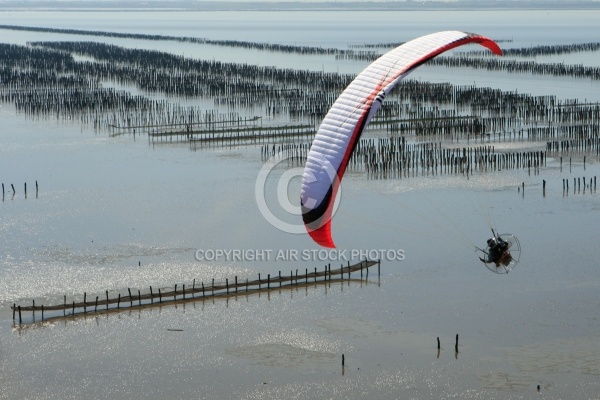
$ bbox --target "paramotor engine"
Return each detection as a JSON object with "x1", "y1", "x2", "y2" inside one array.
[{"x1": 480, "y1": 234, "x2": 521, "y2": 274}]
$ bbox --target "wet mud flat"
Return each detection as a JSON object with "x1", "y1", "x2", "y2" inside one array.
[{"x1": 2, "y1": 20, "x2": 600, "y2": 399}]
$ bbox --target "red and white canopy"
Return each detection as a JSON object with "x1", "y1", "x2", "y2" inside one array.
[{"x1": 301, "y1": 31, "x2": 502, "y2": 248}]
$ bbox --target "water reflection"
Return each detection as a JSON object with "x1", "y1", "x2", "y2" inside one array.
[{"x1": 13, "y1": 277, "x2": 378, "y2": 329}]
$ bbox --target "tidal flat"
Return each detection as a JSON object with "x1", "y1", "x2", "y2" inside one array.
[{"x1": 1, "y1": 8, "x2": 600, "y2": 399}]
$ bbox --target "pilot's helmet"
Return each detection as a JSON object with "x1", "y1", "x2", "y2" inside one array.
[{"x1": 487, "y1": 238, "x2": 497, "y2": 247}]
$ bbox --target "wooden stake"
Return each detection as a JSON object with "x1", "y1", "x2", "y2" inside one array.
[{"x1": 455, "y1": 334, "x2": 459, "y2": 353}]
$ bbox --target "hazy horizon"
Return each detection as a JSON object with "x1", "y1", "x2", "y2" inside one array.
[{"x1": 1, "y1": 0, "x2": 599, "y2": 11}]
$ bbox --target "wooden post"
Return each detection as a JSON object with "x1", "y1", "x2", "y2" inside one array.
[
  {"x1": 455, "y1": 334, "x2": 459, "y2": 353},
  {"x1": 437, "y1": 337, "x2": 440, "y2": 350},
  {"x1": 118, "y1": 294, "x2": 121, "y2": 309},
  {"x1": 18, "y1": 306, "x2": 22, "y2": 324},
  {"x1": 64, "y1": 295, "x2": 66, "y2": 316},
  {"x1": 543, "y1": 180, "x2": 546, "y2": 196},
  {"x1": 305, "y1": 268, "x2": 308, "y2": 284},
  {"x1": 183, "y1": 285, "x2": 185, "y2": 300},
  {"x1": 226, "y1": 278, "x2": 229, "y2": 294},
  {"x1": 138, "y1": 290, "x2": 141, "y2": 306},
  {"x1": 128, "y1": 288, "x2": 133, "y2": 306},
  {"x1": 267, "y1": 274, "x2": 270, "y2": 289},
  {"x1": 174, "y1": 284, "x2": 177, "y2": 301},
  {"x1": 314, "y1": 267, "x2": 317, "y2": 282},
  {"x1": 12, "y1": 303, "x2": 15, "y2": 320},
  {"x1": 72, "y1": 301, "x2": 75, "y2": 316},
  {"x1": 258, "y1": 273, "x2": 261, "y2": 289},
  {"x1": 279, "y1": 271, "x2": 281, "y2": 288},
  {"x1": 106, "y1": 290, "x2": 109, "y2": 310},
  {"x1": 150, "y1": 286, "x2": 153, "y2": 304},
  {"x1": 83, "y1": 293, "x2": 86, "y2": 313},
  {"x1": 158, "y1": 289, "x2": 162, "y2": 303},
  {"x1": 342, "y1": 354, "x2": 345, "y2": 366},
  {"x1": 95, "y1": 296, "x2": 98, "y2": 312}
]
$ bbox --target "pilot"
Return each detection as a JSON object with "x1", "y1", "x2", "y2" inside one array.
[{"x1": 482, "y1": 236, "x2": 511, "y2": 266}]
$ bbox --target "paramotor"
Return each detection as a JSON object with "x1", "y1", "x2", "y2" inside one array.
[{"x1": 479, "y1": 233, "x2": 521, "y2": 274}]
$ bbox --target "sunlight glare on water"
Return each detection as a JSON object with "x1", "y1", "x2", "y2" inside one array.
[{"x1": 1, "y1": 7, "x2": 600, "y2": 399}]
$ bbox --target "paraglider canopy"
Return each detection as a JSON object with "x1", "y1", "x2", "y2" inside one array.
[{"x1": 301, "y1": 31, "x2": 502, "y2": 248}]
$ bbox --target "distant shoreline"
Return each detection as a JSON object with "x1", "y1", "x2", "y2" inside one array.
[{"x1": 1, "y1": 1, "x2": 600, "y2": 12}]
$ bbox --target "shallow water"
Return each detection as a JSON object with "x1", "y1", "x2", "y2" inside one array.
[
  {"x1": 1, "y1": 7, "x2": 600, "y2": 399},
  {"x1": 2, "y1": 103, "x2": 600, "y2": 398}
]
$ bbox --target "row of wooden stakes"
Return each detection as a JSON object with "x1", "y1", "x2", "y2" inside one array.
[{"x1": 12, "y1": 260, "x2": 380, "y2": 325}]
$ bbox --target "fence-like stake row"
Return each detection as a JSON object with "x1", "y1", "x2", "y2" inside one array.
[
  {"x1": 1, "y1": 181, "x2": 38, "y2": 199},
  {"x1": 12, "y1": 259, "x2": 379, "y2": 325},
  {"x1": 264, "y1": 128, "x2": 600, "y2": 182},
  {"x1": 561, "y1": 176, "x2": 598, "y2": 195},
  {"x1": 3, "y1": 40, "x2": 599, "y2": 143},
  {"x1": 148, "y1": 123, "x2": 315, "y2": 144}
]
